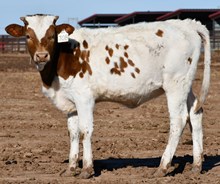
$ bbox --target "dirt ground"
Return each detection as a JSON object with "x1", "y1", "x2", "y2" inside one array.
[{"x1": 0, "y1": 53, "x2": 219, "y2": 184}]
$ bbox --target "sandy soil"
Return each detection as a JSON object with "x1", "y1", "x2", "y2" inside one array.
[{"x1": 0, "y1": 53, "x2": 219, "y2": 184}]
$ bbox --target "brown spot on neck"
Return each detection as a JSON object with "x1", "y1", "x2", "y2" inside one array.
[
  {"x1": 57, "y1": 46, "x2": 92, "y2": 80},
  {"x1": 156, "y1": 29, "x2": 164, "y2": 37}
]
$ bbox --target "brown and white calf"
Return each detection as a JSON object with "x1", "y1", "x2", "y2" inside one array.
[{"x1": 5, "y1": 14, "x2": 211, "y2": 178}]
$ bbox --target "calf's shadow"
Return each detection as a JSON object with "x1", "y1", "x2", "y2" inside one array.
[{"x1": 92, "y1": 154, "x2": 220, "y2": 176}]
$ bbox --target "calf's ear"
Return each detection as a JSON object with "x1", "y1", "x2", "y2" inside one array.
[
  {"x1": 56, "y1": 24, "x2": 75, "y2": 35},
  {"x1": 5, "y1": 24, "x2": 25, "y2": 37}
]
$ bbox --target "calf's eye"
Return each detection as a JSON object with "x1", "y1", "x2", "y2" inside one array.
[{"x1": 48, "y1": 36, "x2": 54, "y2": 41}]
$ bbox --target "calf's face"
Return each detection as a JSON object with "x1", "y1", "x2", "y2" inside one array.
[{"x1": 5, "y1": 15, "x2": 74, "y2": 71}]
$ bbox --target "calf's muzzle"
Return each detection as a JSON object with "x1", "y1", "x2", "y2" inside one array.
[{"x1": 34, "y1": 51, "x2": 50, "y2": 71}]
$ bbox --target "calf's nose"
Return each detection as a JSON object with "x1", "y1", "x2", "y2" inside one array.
[{"x1": 35, "y1": 52, "x2": 49, "y2": 62}]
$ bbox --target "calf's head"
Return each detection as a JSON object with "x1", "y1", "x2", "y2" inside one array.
[{"x1": 5, "y1": 14, "x2": 74, "y2": 71}]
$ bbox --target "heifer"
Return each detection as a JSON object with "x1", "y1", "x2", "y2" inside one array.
[{"x1": 5, "y1": 14, "x2": 211, "y2": 178}]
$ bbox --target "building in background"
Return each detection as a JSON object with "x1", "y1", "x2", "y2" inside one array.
[{"x1": 78, "y1": 9, "x2": 220, "y2": 50}]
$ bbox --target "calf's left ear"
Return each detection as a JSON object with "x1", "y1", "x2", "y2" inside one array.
[
  {"x1": 5, "y1": 24, "x2": 25, "y2": 37},
  {"x1": 56, "y1": 24, "x2": 75, "y2": 35}
]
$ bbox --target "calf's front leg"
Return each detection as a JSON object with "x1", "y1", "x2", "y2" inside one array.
[
  {"x1": 77, "y1": 99, "x2": 95, "y2": 179},
  {"x1": 60, "y1": 113, "x2": 80, "y2": 177}
]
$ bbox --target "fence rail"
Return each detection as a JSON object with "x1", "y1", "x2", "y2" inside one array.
[
  {"x1": 210, "y1": 30, "x2": 220, "y2": 50},
  {"x1": 1, "y1": 30, "x2": 220, "y2": 53},
  {"x1": 0, "y1": 35, "x2": 27, "y2": 53}
]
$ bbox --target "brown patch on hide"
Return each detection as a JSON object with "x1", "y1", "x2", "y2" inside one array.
[
  {"x1": 128, "y1": 59, "x2": 135, "y2": 67},
  {"x1": 114, "y1": 62, "x2": 119, "y2": 69},
  {"x1": 79, "y1": 72, "x2": 84, "y2": 78},
  {"x1": 57, "y1": 45, "x2": 92, "y2": 80},
  {"x1": 80, "y1": 50, "x2": 87, "y2": 61},
  {"x1": 131, "y1": 72, "x2": 136, "y2": 78},
  {"x1": 110, "y1": 68, "x2": 121, "y2": 76},
  {"x1": 124, "y1": 45, "x2": 129, "y2": 50},
  {"x1": 25, "y1": 27, "x2": 41, "y2": 58},
  {"x1": 119, "y1": 57, "x2": 128, "y2": 72},
  {"x1": 115, "y1": 44, "x2": 119, "y2": 49},
  {"x1": 156, "y1": 29, "x2": 164, "y2": 37},
  {"x1": 105, "y1": 44, "x2": 140, "y2": 78},
  {"x1": 83, "y1": 40, "x2": 88, "y2": 49},
  {"x1": 105, "y1": 45, "x2": 114, "y2": 57},
  {"x1": 108, "y1": 48, "x2": 114, "y2": 57},
  {"x1": 124, "y1": 52, "x2": 128, "y2": 58},
  {"x1": 135, "y1": 67, "x2": 140, "y2": 74},
  {"x1": 105, "y1": 57, "x2": 110, "y2": 64},
  {"x1": 188, "y1": 57, "x2": 192, "y2": 65},
  {"x1": 110, "y1": 61, "x2": 121, "y2": 76}
]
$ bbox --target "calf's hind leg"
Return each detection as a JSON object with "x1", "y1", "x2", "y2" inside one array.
[
  {"x1": 187, "y1": 89, "x2": 203, "y2": 173},
  {"x1": 154, "y1": 87, "x2": 189, "y2": 176}
]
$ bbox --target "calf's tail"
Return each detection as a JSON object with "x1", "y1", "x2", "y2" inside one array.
[{"x1": 194, "y1": 23, "x2": 211, "y2": 113}]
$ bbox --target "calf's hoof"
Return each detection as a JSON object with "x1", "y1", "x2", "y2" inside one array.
[
  {"x1": 192, "y1": 165, "x2": 202, "y2": 174},
  {"x1": 153, "y1": 168, "x2": 167, "y2": 177},
  {"x1": 59, "y1": 167, "x2": 81, "y2": 177},
  {"x1": 78, "y1": 167, "x2": 94, "y2": 179}
]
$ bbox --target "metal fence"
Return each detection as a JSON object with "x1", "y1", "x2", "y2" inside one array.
[
  {"x1": 0, "y1": 30, "x2": 220, "y2": 53},
  {"x1": 0, "y1": 35, "x2": 27, "y2": 53},
  {"x1": 210, "y1": 30, "x2": 220, "y2": 50}
]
